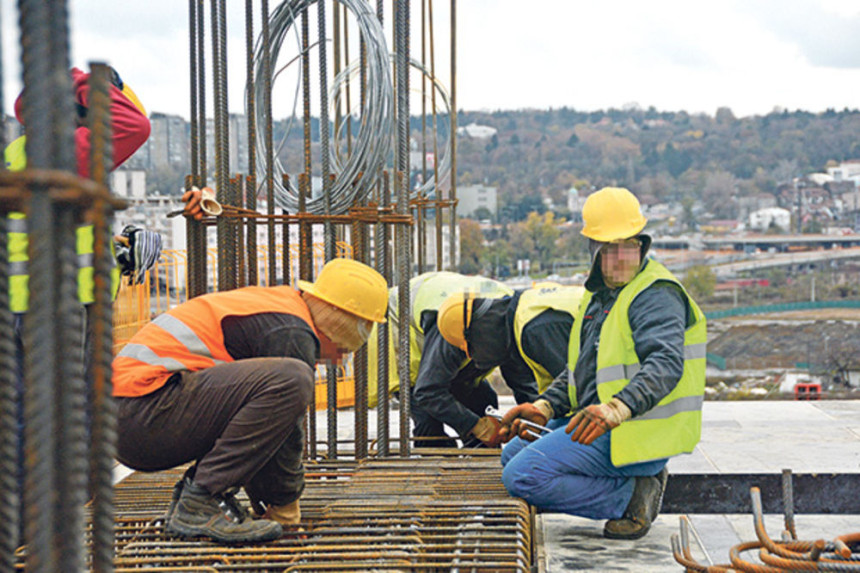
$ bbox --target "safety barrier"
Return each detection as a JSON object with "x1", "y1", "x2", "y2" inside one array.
[
  {"x1": 113, "y1": 245, "x2": 356, "y2": 410},
  {"x1": 706, "y1": 299, "x2": 860, "y2": 320}
]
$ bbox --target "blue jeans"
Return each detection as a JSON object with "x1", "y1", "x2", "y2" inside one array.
[{"x1": 500, "y1": 417, "x2": 667, "y2": 519}]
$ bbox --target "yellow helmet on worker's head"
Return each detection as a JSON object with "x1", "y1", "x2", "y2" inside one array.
[
  {"x1": 436, "y1": 290, "x2": 478, "y2": 355},
  {"x1": 297, "y1": 258, "x2": 388, "y2": 323},
  {"x1": 121, "y1": 84, "x2": 147, "y2": 117},
  {"x1": 581, "y1": 187, "x2": 647, "y2": 242}
]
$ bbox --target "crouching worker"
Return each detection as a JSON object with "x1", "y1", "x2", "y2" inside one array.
[
  {"x1": 111, "y1": 258, "x2": 388, "y2": 543},
  {"x1": 499, "y1": 187, "x2": 706, "y2": 540}
]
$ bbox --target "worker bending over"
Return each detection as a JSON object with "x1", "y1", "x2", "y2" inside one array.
[
  {"x1": 112, "y1": 259, "x2": 388, "y2": 544},
  {"x1": 500, "y1": 187, "x2": 706, "y2": 540},
  {"x1": 435, "y1": 282, "x2": 584, "y2": 447},
  {"x1": 368, "y1": 272, "x2": 539, "y2": 448}
]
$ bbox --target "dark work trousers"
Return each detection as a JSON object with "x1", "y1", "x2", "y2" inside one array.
[
  {"x1": 116, "y1": 357, "x2": 314, "y2": 507},
  {"x1": 410, "y1": 378, "x2": 499, "y2": 448}
]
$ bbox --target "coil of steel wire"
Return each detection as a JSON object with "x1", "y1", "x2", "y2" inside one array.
[{"x1": 252, "y1": 0, "x2": 392, "y2": 215}]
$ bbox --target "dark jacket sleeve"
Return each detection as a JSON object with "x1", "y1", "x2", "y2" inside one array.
[
  {"x1": 520, "y1": 309, "x2": 574, "y2": 379},
  {"x1": 538, "y1": 368, "x2": 573, "y2": 418},
  {"x1": 614, "y1": 282, "x2": 687, "y2": 416},
  {"x1": 412, "y1": 324, "x2": 482, "y2": 438},
  {"x1": 497, "y1": 354, "x2": 539, "y2": 405}
]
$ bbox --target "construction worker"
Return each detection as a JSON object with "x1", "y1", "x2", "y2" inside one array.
[
  {"x1": 6, "y1": 66, "x2": 154, "y2": 538},
  {"x1": 368, "y1": 272, "x2": 540, "y2": 449},
  {"x1": 499, "y1": 187, "x2": 706, "y2": 540},
  {"x1": 435, "y1": 282, "x2": 585, "y2": 446},
  {"x1": 112, "y1": 258, "x2": 388, "y2": 544}
]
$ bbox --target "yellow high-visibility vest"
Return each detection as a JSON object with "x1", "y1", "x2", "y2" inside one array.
[
  {"x1": 568, "y1": 260, "x2": 707, "y2": 466},
  {"x1": 513, "y1": 284, "x2": 584, "y2": 392},
  {"x1": 5, "y1": 135, "x2": 120, "y2": 312}
]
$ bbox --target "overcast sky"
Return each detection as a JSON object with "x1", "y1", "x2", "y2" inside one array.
[{"x1": 2, "y1": 0, "x2": 860, "y2": 120}]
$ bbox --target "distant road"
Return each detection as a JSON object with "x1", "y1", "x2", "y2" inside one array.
[{"x1": 708, "y1": 247, "x2": 860, "y2": 277}]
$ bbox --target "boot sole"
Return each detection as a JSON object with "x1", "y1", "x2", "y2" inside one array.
[
  {"x1": 165, "y1": 520, "x2": 282, "y2": 544},
  {"x1": 603, "y1": 524, "x2": 652, "y2": 540}
]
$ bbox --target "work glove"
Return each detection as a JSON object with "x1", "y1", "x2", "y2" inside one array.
[
  {"x1": 471, "y1": 416, "x2": 504, "y2": 448},
  {"x1": 115, "y1": 225, "x2": 163, "y2": 285},
  {"x1": 180, "y1": 186, "x2": 209, "y2": 220},
  {"x1": 499, "y1": 399, "x2": 553, "y2": 442},
  {"x1": 565, "y1": 397, "x2": 632, "y2": 445}
]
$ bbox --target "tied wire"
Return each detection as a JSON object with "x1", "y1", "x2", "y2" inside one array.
[{"x1": 251, "y1": 0, "x2": 392, "y2": 215}]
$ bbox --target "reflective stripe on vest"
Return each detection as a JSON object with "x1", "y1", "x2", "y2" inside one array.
[
  {"x1": 5, "y1": 136, "x2": 120, "y2": 311},
  {"x1": 512, "y1": 284, "x2": 584, "y2": 392},
  {"x1": 112, "y1": 285, "x2": 316, "y2": 397},
  {"x1": 568, "y1": 260, "x2": 707, "y2": 466}
]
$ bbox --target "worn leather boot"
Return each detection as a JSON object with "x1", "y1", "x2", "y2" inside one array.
[
  {"x1": 263, "y1": 499, "x2": 301, "y2": 526},
  {"x1": 603, "y1": 467, "x2": 669, "y2": 540},
  {"x1": 166, "y1": 479, "x2": 283, "y2": 544}
]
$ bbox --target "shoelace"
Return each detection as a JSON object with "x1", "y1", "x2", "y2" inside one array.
[{"x1": 217, "y1": 490, "x2": 250, "y2": 523}]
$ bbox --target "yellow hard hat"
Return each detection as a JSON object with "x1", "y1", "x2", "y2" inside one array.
[
  {"x1": 121, "y1": 84, "x2": 147, "y2": 116},
  {"x1": 436, "y1": 291, "x2": 477, "y2": 355},
  {"x1": 297, "y1": 258, "x2": 388, "y2": 323},
  {"x1": 581, "y1": 187, "x2": 647, "y2": 242}
]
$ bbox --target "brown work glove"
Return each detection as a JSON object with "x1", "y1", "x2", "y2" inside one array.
[
  {"x1": 499, "y1": 399, "x2": 553, "y2": 442},
  {"x1": 263, "y1": 499, "x2": 301, "y2": 526},
  {"x1": 471, "y1": 416, "x2": 504, "y2": 448},
  {"x1": 180, "y1": 187, "x2": 204, "y2": 220},
  {"x1": 566, "y1": 397, "x2": 632, "y2": 445}
]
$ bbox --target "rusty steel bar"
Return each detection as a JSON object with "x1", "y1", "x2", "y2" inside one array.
[
  {"x1": 210, "y1": 0, "x2": 232, "y2": 291},
  {"x1": 245, "y1": 0, "x2": 258, "y2": 288},
  {"x1": 448, "y1": 0, "x2": 457, "y2": 271},
  {"x1": 87, "y1": 62, "x2": 119, "y2": 573},
  {"x1": 375, "y1": 171, "x2": 391, "y2": 457},
  {"x1": 187, "y1": 0, "x2": 208, "y2": 299},
  {"x1": 0, "y1": 5, "x2": 18, "y2": 570}
]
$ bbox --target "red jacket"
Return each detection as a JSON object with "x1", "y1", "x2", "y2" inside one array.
[{"x1": 14, "y1": 67, "x2": 150, "y2": 178}]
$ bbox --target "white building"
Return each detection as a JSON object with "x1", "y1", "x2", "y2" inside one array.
[
  {"x1": 748, "y1": 207, "x2": 791, "y2": 232},
  {"x1": 566, "y1": 186, "x2": 586, "y2": 223},
  {"x1": 456, "y1": 184, "x2": 497, "y2": 219},
  {"x1": 456, "y1": 123, "x2": 497, "y2": 139}
]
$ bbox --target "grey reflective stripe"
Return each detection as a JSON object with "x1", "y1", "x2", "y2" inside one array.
[
  {"x1": 686, "y1": 342, "x2": 707, "y2": 360},
  {"x1": 117, "y1": 343, "x2": 188, "y2": 371},
  {"x1": 151, "y1": 314, "x2": 224, "y2": 363},
  {"x1": 595, "y1": 363, "x2": 641, "y2": 385},
  {"x1": 634, "y1": 395, "x2": 704, "y2": 421},
  {"x1": 9, "y1": 261, "x2": 27, "y2": 276},
  {"x1": 7, "y1": 219, "x2": 26, "y2": 233},
  {"x1": 78, "y1": 253, "x2": 93, "y2": 269}
]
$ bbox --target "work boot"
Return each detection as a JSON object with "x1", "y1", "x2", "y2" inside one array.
[
  {"x1": 603, "y1": 467, "x2": 669, "y2": 540},
  {"x1": 165, "y1": 479, "x2": 283, "y2": 544},
  {"x1": 263, "y1": 499, "x2": 301, "y2": 527}
]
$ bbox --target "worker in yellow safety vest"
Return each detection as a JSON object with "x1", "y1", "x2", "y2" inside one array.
[
  {"x1": 435, "y1": 282, "x2": 584, "y2": 447},
  {"x1": 499, "y1": 187, "x2": 706, "y2": 541},
  {"x1": 366, "y1": 272, "x2": 541, "y2": 449}
]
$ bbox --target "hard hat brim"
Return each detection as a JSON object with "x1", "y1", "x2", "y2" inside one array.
[{"x1": 298, "y1": 279, "x2": 387, "y2": 323}]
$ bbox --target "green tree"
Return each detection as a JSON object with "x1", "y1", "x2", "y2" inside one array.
[
  {"x1": 458, "y1": 218, "x2": 485, "y2": 274},
  {"x1": 511, "y1": 211, "x2": 561, "y2": 271},
  {"x1": 682, "y1": 265, "x2": 716, "y2": 300}
]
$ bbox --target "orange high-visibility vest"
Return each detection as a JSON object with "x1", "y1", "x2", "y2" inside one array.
[{"x1": 112, "y1": 286, "x2": 316, "y2": 397}]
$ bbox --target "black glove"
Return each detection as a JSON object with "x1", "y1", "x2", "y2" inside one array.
[{"x1": 116, "y1": 225, "x2": 162, "y2": 285}]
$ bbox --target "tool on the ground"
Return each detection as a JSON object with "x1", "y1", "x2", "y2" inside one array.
[{"x1": 485, "y1": 405, "x2": 550, "y2": 440}]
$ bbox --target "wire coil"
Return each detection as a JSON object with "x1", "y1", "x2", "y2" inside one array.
[{"x1": 252, "y1": 0, "x2": 392, "y2": 215}]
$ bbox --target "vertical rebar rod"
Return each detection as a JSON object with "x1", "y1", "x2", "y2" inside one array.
[
  {"x1": 448, "y1": 0, "x2": 457, "y2": 271},
  {"x1": 281, "y1": 177, "x2": 290, "y2": 286},
  {"x1": 417, "y1": 0, "x2": 426, "y2": 273},
  {"x1": 189, "y1": 0, "x2": 208, "y2": 299},
  {"x1": 87, "y1": 62, "x2": 117, "y2": 573},
  {"x1": 212, "y1": 0, "x2": 233, "y2": 291},
  {"x1": 375, "y1": 170, "x2": 391, "y2": 457},
  {"x1": 0, "y1": 4, "x2": 18, "y2": 568},
  {"x1": 245, "y1": 0, "x2": 258, "y2": 287},
  {"x1": 299, "y1": 173, "x2": 315, "y2": 460},
  {"x1": 428, "y1": 0, "x2": 442, "y2": 271},
  {"x1": 19, "y1": 0, "x2": 61, "y2": 567},
  {"x1": 353, "y1": 220, "x2": 368, "y2": 460},
  {"x1": 51, "y1": 4, "x2": 86, "y2": 565},
  {"x1": 262, "y1": 0, "x2": 276, "y2": 288},
  {"x1": 317, "y1": 0, "x2": 338, "y2": 460},
  {"x1": 395, "y1": 0, "x2": 412, "y2": 457}
]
